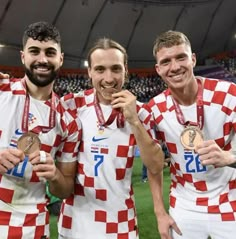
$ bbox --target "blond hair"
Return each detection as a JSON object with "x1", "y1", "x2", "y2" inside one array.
[{"x1": 153, "y1": 30, "x2": 191, "y2": 58}]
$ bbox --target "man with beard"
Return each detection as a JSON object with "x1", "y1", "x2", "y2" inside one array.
[{"x1": 0, "y1": 21, "x2": 81, "y2": 239}]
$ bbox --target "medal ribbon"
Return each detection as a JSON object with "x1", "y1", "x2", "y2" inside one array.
[
  {"x1": 94, "y1": 94, "x2": 124, "y2": 128},
  {"x1": 21, "y1": 78, "x2": 56, "y2": 134},
  {"x1": 172, "y1": 78, "x2": 204, "y2": 130}
]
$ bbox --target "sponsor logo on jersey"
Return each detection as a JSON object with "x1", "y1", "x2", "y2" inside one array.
[
  {"x1": 15, "y1": 129, "x2": 23, "y2": 135},
  {"x1": 92, "y1": 136, "x2": 108, "y2": 142}
]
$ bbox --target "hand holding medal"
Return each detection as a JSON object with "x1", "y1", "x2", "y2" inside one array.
[
  {"x1": 195, "y1": 140, "x2": 236, "y2": 168},
  {"x1": 28, "y1": 150, "x2": 48, "y2": 165},
  {"x1": 28, "y1": 149, "x2": 58, "y2": 180},
  {"x1": 110, "y1": 89, "x2": 138, "y2": 125},
  {"x1": 0, "y1": 148, "x2": 25, "y2": 174}
]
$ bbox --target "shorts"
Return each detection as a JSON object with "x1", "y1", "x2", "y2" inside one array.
[{"x1": 170, "y1": 208, "x2": 236, "y2": 239}]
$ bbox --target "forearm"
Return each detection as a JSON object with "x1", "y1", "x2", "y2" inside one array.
[
  {"x1": 148, "y1": 170, "x2": 167, "y2": 218},
  {"x1": 148, "y1": 170, "x2": 182, "y2": 237},
  {"x1": 48, "y1": 161, "x2": 76, "y2": 199},
  {"x1": 130, "y1": 120, "x2": 164, "y2": 174}
]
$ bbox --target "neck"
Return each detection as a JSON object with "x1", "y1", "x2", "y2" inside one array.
[
  {"x1": 170, "y1": 80, "x2": 199, "y2": 106},
  {"x1": 172, "y1": 91, "x2": 196, "y2": 106},
  {"x1": 25, "y1": 78, "x2": 53, "y2": 101}
]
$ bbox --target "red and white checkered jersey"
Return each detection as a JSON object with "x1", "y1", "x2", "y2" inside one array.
[
  {"x1": 58, "y1": 89, "x2": 152, "y2": 239},
  {"x1": 0, "y1": 77, "x2": 81, "y2": 239},
  {"x1": 148, "y1": 78, "x2": 236, "y2": 221}
]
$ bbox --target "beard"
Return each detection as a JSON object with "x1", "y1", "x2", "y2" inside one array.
[{"x1": 24, "y1": 64, "x2": 59, "y2": 87}]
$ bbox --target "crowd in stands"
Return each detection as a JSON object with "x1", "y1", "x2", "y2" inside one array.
[
  {"x1": 53, "y1": 73, "x2": 91, "y2": 97},
  {"x1": 53, "y1": 73, "x2": 167, "y2": 102},
  {"x1": 125, "y1": 73, "x2": 167, "y2": 102},
  {"x1": 217, "y1": 57, "x2": 236, "y2": 77}
]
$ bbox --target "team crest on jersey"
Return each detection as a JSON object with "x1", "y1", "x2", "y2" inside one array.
[{"x1": 28, "y1": 113, "x2": 37, "y2": 126}]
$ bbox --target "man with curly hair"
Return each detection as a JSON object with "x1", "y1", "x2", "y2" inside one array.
[{"x1": 0, "y1": 21, "x2": 81, "y2": 239}]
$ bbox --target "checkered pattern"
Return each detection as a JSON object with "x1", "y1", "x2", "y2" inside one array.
[
  {"x1": 0, "y1": 78, "x2": 81, "y2": 238},
  {"x1": 58, "y1": 89, "x2": 149, "y2": 238},
  {"x1": 149, "y1": 78, "x2": 236, "y2": 221},
  {"x1": 0, "y1": 201, "x2": 49, "y2": 239}
]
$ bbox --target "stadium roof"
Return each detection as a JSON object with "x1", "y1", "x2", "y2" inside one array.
[{"x1": 0, "y1": 0, "x2": 236, "y2": 70}]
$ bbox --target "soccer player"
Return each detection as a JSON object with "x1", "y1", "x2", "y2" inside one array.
[
  {"x1": 0, "y1": 21, "x2": 81, "y2": 239},
  {"x1": 148, "y1": 30, "x2": 236, "y2": 239},
  {"x1": 58, "y1": 38, "x2": 164, "y2": 239}
]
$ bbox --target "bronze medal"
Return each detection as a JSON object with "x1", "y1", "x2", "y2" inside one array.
[
  {"x1": 101, "y1": 88, "x2": 119, "y2": 100},
  {"x1": 17, "y1": 132, "x2": 41, "y2": 155},
  {"x1": 180, "y1": 126, "x2": 203, "y2": 150}
]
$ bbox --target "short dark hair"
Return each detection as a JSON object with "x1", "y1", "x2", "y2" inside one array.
[
  {"x1": 22, "y1": 21, "x2": 61, "y2": 48},
  {"x1": 153, "y1": 30, "x2": 191, "y2": 58},
  {"x1": 87, "y1": 38, "x2": 128, "y2": 67}
]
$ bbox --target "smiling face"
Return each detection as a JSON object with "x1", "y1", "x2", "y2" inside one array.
[
  {"x1": 88, "y1": 48, "x2": 127, "y2": 104},
  {"x1": 155, "y1": 43, "x2": 196, "y2": 91},
  {"x1": 21, "y1": 38, "x2": 63, "y2": 87}
]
